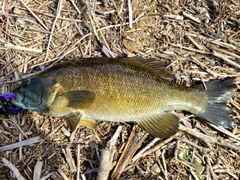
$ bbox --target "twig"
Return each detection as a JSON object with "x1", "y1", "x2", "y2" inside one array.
[
  {"x1": 62, "y1": 146, "x2": 77, "y2": 172},
  {"x1": 57, "y1": 169, "x2": 69, "y2": 180},
  {"x1": 128, "y1": 0, "x2": 133, "y2": 29},
  {"x1": 206, "y1": 156, "x2": 217, "y2": 180},
  {"x1": 93, "y1": 0, "x2": 97, "y2": 13},
  {"x1": 2, "y1": 9, "x2": 82, "y2": 23},
  {"x1": 19, "y1": 134, "x2": 23, "y2": 161},
  {"x1": 207, "y1": 44, "x2": 240, "y2": 60},
  {"x1": 170, "y1": 43, "x2": 240, "y2": 69},
  {"x1": 111, "y1": 126, "x2": 147, "y2": 179},
  {"x1": 156, "y1": 158, "x2": 168, "y2": 179},
  {"x1": 97, "y1": 126, "x2": 122, "y2": 180},
  {"x1": 0, "y1": 136, "x2": 41, "y2": 152},
  {"x1": 140, "y1": 137, "x2": 174, "y2": 157},
  {"x1": 41, "y1": 123, "x2": 64, "y2": 143},
  {"x1": 2, "y1": 158, "x2": 26, "y2": 180},
  {"x1": 81, "y1": 174, "x2": 87, "y2": 180},
  {"x1": 211, "y1": 50, "x2": 240, "y2": 69},
  {"x1": 173, "y1": 136, "x2": 204, "y2": 150},
  {"x1": 44, "y1": 0, "x2": 63, "y2": 61},
  {"x1": 61, "y1": 127, "x2": 71, "y2": 137},
  {"x1": 76, "y1": 144, "x2": 80, "y2": 180},
  {"x1": 9, "y1": 116, "x2": 28, "y2": 140},
  {"x1": 102, "y1": 45, "x2": 113, "y2": 58},
  {"x1": 209, "y1": 124, "x2": 240, "y2": 141},
  {"x1": 40, "y1": 172, "x2": 54, "y2": 180},
  {"x1": 170, "y1": 43, "x2": 210, "y2": 54},
  {"x1": 19, "y1": 0, "x2": 48, "y2": 30},
  {"x1": 70, "y1": 122, "x2": 81, "y2": 142},
  {"x1": 162, "y1": 149, "x2": 168, "y2": 178},
  {"x1": 179, "y1": 125, "x2": 240, "y2": 151},
  {"x1": 182, "y1": 11, "x2": 201, "y2": 23},
  {"x1": 190, "y1": 169, "x2": 201, "y2": 180},
  {"x1": 89, "y1": 9, "x2": 114, "y2": 58},
  {"x1": 132, "y1": 137, "x2": 160, "y2": 163},
  {"x1": 214, "y1": 168, "x2": 239, "y2": 179},
  {"x1": 185, "y1": 34, "x2": 203, "y2": 50},
  {"x1": 185, "y1": 32, "x2": 238, "y2": 50},
  {"x1": 33, "y1": 159, "x2": 43, "y2": 180},
  {"x1": 4, "y1": 42, "x2": 42, "y2": 53},
  {"x1": 70, "y1": 0, "x2": 81, "y2": 15},
  {"x1": 163, "y1": 14, "x2": 183, "y2": 20}
]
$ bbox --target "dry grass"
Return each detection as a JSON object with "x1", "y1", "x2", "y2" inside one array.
[{"x1": 0, "y1": 0, "x2": 240, "y2": 179}]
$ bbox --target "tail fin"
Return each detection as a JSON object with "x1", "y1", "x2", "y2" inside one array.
[{"x1": 197, "y1": 78, "x2": 236, "y2": 129}]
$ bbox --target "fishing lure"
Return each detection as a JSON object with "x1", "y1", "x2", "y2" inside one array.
[{"x1": 0, "y1": 93, "x2": 22, "y2": 115}]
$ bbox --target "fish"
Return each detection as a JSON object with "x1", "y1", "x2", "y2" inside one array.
[{"x1": 11, "y1": 57, "x2": 236, "y2": 138}]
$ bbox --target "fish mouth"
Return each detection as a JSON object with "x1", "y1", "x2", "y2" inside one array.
[
  {"x1": 11, "y1": 90, "x2": 44, "y2": 111},
  {"x1": 10, "y1": 92, "x2": 25, "y2": 108}
]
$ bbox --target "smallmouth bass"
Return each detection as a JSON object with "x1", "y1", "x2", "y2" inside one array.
[{"x1": 11, "y1": 58, "x2": 236, "y2": 138}]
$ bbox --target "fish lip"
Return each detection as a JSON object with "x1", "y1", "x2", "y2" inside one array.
[
  {"x1": 10, "y1": 98, "x2": 23, "y2": 108},
  {"x1": 10, "y1": 92, "x2": 25, "y2": 107}
]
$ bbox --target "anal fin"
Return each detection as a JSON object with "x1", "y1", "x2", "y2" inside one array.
[{"x1": 137, "y1": 113, "x2": 179, "y2": 138}]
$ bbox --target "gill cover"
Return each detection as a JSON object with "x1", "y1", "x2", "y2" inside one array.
[{"x1": 13, "y1": 78, "x2": 56, "y2": 112}]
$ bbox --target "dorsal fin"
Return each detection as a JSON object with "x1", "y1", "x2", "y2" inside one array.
[
  {"x1": 121, "y1": 57, "x2": 175, "y2": 81},
  {"x1": 37, "y1": 57, "x2": 175, "y2": 81}
]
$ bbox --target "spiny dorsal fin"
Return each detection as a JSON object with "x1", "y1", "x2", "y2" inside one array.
[
  {"x1": 137, "y1": 113, "x2": 179, "y2": 138},
  {"x1": 121, "y1": 57, "x2": 175, "y2": 81}
]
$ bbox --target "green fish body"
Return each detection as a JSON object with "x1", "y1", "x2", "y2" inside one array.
[{"x1": 11, "y1": 58, "x2": 236, "y2": 137}]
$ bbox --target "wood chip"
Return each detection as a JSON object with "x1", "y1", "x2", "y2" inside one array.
[
  {"x1": 33, "y1": 159, "x2": 43, "y2": 180},
  {"x1": 97, "y1": 126, "x2": 122, "y2": 180}
]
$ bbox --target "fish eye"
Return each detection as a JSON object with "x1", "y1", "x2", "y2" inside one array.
[{"x1": 22, "y1": 82, "x2": 28, "y2": 88}]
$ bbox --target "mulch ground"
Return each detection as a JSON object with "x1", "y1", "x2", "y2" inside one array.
[{"x1": 0, "y1": 0, "x2": 240, "y2": 179}]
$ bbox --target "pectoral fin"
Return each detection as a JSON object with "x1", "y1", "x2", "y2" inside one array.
[
  {"x1": 60, "y1": 90, "x2": 95, "y2": 109},
  {"x1": 137, "y1": 113, "x2": 179, "y2": 138},
  {"x1": 67, "y1": 117, "x2": 97, "y2": 132}
]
